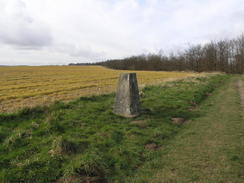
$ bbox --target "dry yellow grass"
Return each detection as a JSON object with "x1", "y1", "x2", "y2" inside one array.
[{"x1": 0, "y1": 66, "x2": 201, "y2": 113}]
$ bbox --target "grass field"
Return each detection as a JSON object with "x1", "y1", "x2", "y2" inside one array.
[
  {"x1": 0, "y1": 74, "x2": 234, "y2": 183},
  {"x1": 0, "y1": 66, "x2": 199, "y2": 113}
]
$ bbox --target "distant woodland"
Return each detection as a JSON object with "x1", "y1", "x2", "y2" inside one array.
[{"x1": 71, "y1": 34, "x2": 244, "y2": 74}]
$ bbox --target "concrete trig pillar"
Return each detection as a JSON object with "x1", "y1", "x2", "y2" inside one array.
[{"x1": 113, "y1": 73, "x2": 140, "y2": 117}]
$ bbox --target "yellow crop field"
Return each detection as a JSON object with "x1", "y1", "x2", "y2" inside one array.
[{"x1": 0, "y1": 66, "x2": 200, "y2": 113}]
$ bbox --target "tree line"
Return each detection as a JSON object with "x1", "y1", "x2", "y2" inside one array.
[
  {"x1": 96, "y1": 34, "x2": 244, "y2": 74},
  {"x1": 70, "y1": 34, "x2": 244, "y2": 74}
]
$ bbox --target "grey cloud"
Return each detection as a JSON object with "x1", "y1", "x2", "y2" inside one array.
[
  {"x1": 0, "y1": 0, "x2": 52, "y2": 49},
  {"x1": 0, "y1": 27, "x2": 52, "y2": 49},
  {"x1": 69, "y1": 48, "x2": 105, "y2": 59},
  {"x1": 54, "y1": 44, "x2": 105, "y2": 60}
]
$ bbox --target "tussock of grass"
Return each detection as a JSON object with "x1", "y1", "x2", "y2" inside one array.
[
  {"x1": 0, "y1": 74, "x2": 229, "y2": 183},
  {"x1": 51, "y1": 136, "x2": 78, "y2": 155}
]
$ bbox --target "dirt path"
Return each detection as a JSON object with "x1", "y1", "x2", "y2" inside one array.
[{"x1": 128, "y1": 76, "x2": 244, "y2": 183}]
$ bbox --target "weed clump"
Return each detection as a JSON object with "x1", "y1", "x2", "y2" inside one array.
[
  {"x1": 3, "y1": 128, "x2": 32, "y2": 149},
  {"x1": 51, "y1": 136, "x2": 78, "y2": 155},
  {"x1": 63, "y1": 151, "x2": 108, "y2": 183}
]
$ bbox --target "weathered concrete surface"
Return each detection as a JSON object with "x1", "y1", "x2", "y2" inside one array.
[
  {"x1": 113, "y1": 73, "x2": 140, "y2": 117},
  {"x1": 237, "y1": 80, "x2": 244, "y2": 107},
  {"x1": 237, "y1": 79, "x2": 244, "y2": 120}
]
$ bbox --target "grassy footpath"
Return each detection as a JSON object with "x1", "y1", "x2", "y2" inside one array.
[
  {"x1": 0, "y1": 74, "x2": 232, "y2": 183},
  {"x1": 127, "y1": 76, "x2": 244, "y2": 183}
]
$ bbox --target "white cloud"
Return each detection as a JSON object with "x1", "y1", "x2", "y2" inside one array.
[{"x1": 0, "y1": 0, "x2": 243, "y2": 65}]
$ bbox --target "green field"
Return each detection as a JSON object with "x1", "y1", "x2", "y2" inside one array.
[{"x1": 0, "y1": 74, "x2": 243, "y2": 183}]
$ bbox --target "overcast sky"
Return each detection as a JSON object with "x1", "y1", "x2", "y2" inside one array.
[{"x1": 0, "y1": 0, "x2": 243, "y2": 65}]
